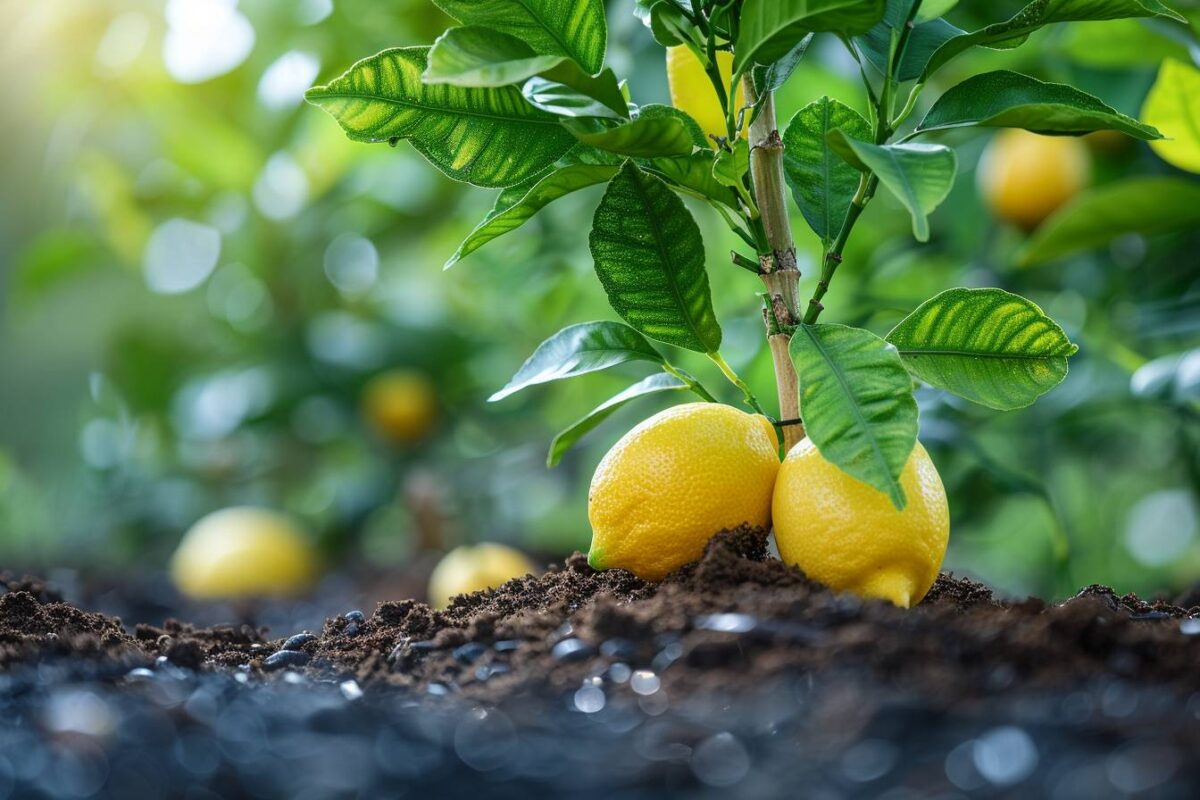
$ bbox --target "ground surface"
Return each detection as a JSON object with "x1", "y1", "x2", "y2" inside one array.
[{"x1": 3, "y1": 530, "x2": 1200, "y2": 798}]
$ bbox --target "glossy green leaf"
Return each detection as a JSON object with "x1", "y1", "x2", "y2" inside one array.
[
  {"x1": 431, "y1": 0, "x2": 608, "y2": 74},
  {"x1": 782, "y1": 97, "x2": 871, "y2": 246},
  {"x1": 790, "y1": 324, "x2": 918, "y2": 509},
  {"x1": 1142, "y1": 58, "x2": 1200, "y2": 173},
  {"x1": 858, "y1": 6, "x2": 963, "y2": 82},
  {"x1": 917, "y1": 0, "x2": 958, "y2": 21},
  {"x1": 643, "y1": 152, "x2": 740, "y2": 208},
  {"x1": 826, "y1": 131, "x2": 956, "y2": 242},
  {"x1": 490, "y1": 321, "x2": 664, "y2": 401},
  {"x1": 446, "y1": 164, "x2": 619, "y2": 268},
  {"x1": 918, "y1": 0, "x2": 1186, "y2": 80},
  {"x1": 590, "y1": 162, "x2": 722, "y2": 352},
  {"x1": 547, "y1": 372, "x2": 688, "y2": 466},
  {"x1": 649, "y1": 2, "x2": 700, "y2": 47},
  {"x1": 523, "y1": 76, "x2": 625, "y2": 119},
  {"x1": 751, "y1": 34, "x2": 814, "y2": 95},
  {"x1": 1017, "y1": 177, "x2": 1200, "y2": 267},
  {"x1": 713, "y1": 140, "x2": 750, "y2": 188},
  {"x1": 916, "y1": 70, "x2": 1163, "y2": 139},
  {"x1": 306, "y1": 47, "x2": 575, "y2": 187},
  {"x1": 424, "y1": 27, "x2": 627, "y2": 118},
  {"x1": 566, "y1": 105, "x2": 697, "y2": 158},
  {"x1": 736, "y1": 0, "x2": 885, "y2": 72},
  {"x1": 885, "y1": 288, "x2": 1079, "y2": 410}
]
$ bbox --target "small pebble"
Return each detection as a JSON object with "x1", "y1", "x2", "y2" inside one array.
[
  {"x1": 344, "y1": 610, "x2": 366, "y2": 624},
  {"x1": 493, "y1": 639, "x2": 521, "y2": 652},
  {"x1": 125, "y1": 668, "x2": 155, "y2": 681},
  {"x1": 1180, "y1": 618, "x2": 1200, "y2": 635},
  {"x1": 1129, "y1": 610, "x2": 1170, "y2": 621},
  {"x1": 282, "y1": 633, "x2": 317, "y2": 650},
  {"x1": 609, "y1": 663, "x2": 632, "y2": 684},
  {"x1": 344, "y1": 623, "x2": 361, "y2": 638},
  {"x1": 652, "y1": 642, "x2": 683, "y2": 672},
  {"x1": 552, "y1": 638, "x2": 596, "y2": 663},
  {"x1": 426, "y1": 683, "x2": 450, "y2": 696},
  {"x1": 630, "y1": 670, "x2": 661, "y2": 696},
  {"x1": 264, "y1": 650, "x2": 311, "y2": 671},
  {"x1": 695, "y1": 613, "x2": 757, "y2": 634},
  {"x1": 339, "y1": 680, "x2": 364, "y2": 701},
  {"x1": 599, "y1": 638, "x2": 638, "y2": 661},
  {"x1": 453, "y1": 642, "x2": 488, "y2": 665}
]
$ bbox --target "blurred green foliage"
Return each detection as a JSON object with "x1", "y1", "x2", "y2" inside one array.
[{"x1": 0, "y1": 0, "x2": 1198, "y2": 600}]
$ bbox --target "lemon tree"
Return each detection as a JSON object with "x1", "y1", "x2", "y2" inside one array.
[{"x1": 309, "y1": 0, "x2": 1185, "y2": 583}]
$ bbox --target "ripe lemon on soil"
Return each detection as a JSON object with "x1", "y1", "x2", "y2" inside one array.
[
  {"x1": 428, "y1": 543, "x2": 538, "y2": 609},
  {"x1": 666, "y1": 45, "x2": 744, "y2": 144},
  {"x1": 772, "y1": 439, "x2": 949, "y2": 608},
  {"x1": 587, "y1": 403, "x2": 780, "y2": 581},
  {"x1": 170, "y1": 507, "x2": 318, "y2": 599},
  {"x1": 361, "y1": 369, "x2": 437, "y2": 445},
  {"x1": 978, "y1": 129, "x2": 1090, "y2": 230}
]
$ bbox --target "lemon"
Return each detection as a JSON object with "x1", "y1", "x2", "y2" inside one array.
[
  {"x1": 772, "y1": 439, "x2": 949, "y2": 608},
  {"x1": 588, "y1": 402, "x2": 780, "y2": 581},
  {"x1": 978, "y1": 129, "x2": 1091, "y2": 230},
  {"x1": 361, "y1": 369, "x2": 437, "y2": 445},
  {"x1": 428, "y1": 543, "x2": 538, "y2": 608},
  {"x1": 170, "y1": 507, "x2": 318, "y2": 599},
  {"x1": 666, "y1": 45, "x2": 744, "y2": 144}
]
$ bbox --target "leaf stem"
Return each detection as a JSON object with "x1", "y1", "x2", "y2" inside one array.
[
  {"x1": 663, "y1": 362, "x2": 718, "y2": 403},
  {"x1": 707, "y1": 351, "x2": 766, "y2": 415}
]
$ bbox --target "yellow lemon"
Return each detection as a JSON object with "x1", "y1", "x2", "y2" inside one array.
[
  {"x1": 588, "y1": 403, "x2": 780, "y2": 581},
  {"x1": 667, "y1": 45, "x2": 744, "y2": 144},
  {"x1": 170, "y1": 507, "x2": 318, "y2": 599},
  {"x1": 772, "y1": 439, "x2": 949, "y2": 608},
  {"x1": 978, "y1": 129, "x2": 1091, "y2": 230},
  {"x1": 361, "y1": 369, "x2": 437, "y2": 445},
  {"x1": 428, "y1": 543, "x2": 538, "y2": 608}
]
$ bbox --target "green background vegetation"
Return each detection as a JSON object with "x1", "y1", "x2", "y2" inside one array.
[{"x1": 1, "y1": 0, "x2": 1198, "y2": 600}]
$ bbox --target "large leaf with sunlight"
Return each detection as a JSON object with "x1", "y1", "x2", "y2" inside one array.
[
  {"x1": 547, "y1": 373, "x2": 690, "y2": 466},
  {"x1": 307, "y1": 48, "x2": 575, "y2": 187},
  {"x1": 735, "y1": 0, "x2": 886, "y2": 72},
  {"x1": 783, "y1": 97, "x2": 872, "y2": 246},
  {"x1": 916, "y1": 71, "x2": 1163, "y2": 139},
  {"x1": 1142, "y1": 58, "x2": 1200, "y2": 173},
  {"x1": 590, "y1": 162, "x2": 722, "y2": 352},
  {"x1": 567, "y1": 107, "x2": 697, "y2": 158},
  {"x1": 424, "y1": 27, "x2": 627, "y2": 118},
  {"x1": 1017, "y1": 177, "x2": 1200, "y2": 267},
  {"x1": 885, "y1": 288, "x2": 1078, "y2": 410},
  {"x1": 490, "y1": 321, "x2": 664, "y2": 401},
  {"x1": 431, "y1": 0, "x2": 608, "y2": 74},
  {"x1": 446, "y1": 164, "x2": 619, "y2": 268},
  {"x1": 790, "y1": 324, "x2": 918, "y2": 509},
  {"x1": 826, "y1": 131, "x2": 956, "y2": 242}
]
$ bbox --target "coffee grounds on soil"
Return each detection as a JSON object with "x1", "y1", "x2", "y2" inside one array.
[{"x1": 4, "y1": 529, "x2": 1200, "y2": 706}]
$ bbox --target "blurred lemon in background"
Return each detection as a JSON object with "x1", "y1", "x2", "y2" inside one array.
[
  {"x1": 588, "y1": 403, "x2": 779, "y2": 581},
  {"x1": 773, "y1": 439, "x2": 949, "y2": 608},
  {"x1": 361, "y1": 369, "x2": 437, "y2": 446},
  {"x1": 978, "y1": 129, "x2": 1091, "y2": 230},
  {"x1": 428, "y1": 543, "x2": 538, "y2": 608},
  {"x1": 666, "y1": 45, "x2": 743, "y2": 144},
  {"x1": 170, "y1": 507, "x2": 318, "y2": 599}
]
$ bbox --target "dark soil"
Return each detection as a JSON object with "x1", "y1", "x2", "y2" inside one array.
[{"x1": 4, "y1": 529, "x2": 1200, "y2": 704}]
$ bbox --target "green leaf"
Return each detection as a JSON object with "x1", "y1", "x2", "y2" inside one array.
[
  {"x1": 306, "y1": 47, "x2": 575, "y2": 187},
  {"x1": 919, "y1": 0, "x2": 1186, "y2": 80},
  {"x1": 566, "y1": 105, "x2": 697, "y2": 158},
  {"x1": 917, "y1": 0, "x2": 958, "y2": 21},
  {"x1": 547, "y1": 373, "x2": 688, "y2": 466},
  {"x1": 826, "y1": 131, "x2": 956, "y2": 242},
  {"x1": 431, "y1": 0, "x2": 608, "y2": 74},
  {"x1": 751, "y1": 33, "x2": 814, "y2": 95},
  {"x1": 713, "y1": 139, "x2": 750, "y2": 188},
  {"x1": 643, "y1": 152, "x2": 741, "y2": 208},
  {"x1": 523, "y1": 75, "x2": 625, "y2": 119},
  {"x1": 735, "y1": 0, "x2": 886, "y2": 72},
  {"x1": 916, "y1": 70, "x2": 1163, "y2": 139},
  {"x1": 1017, "y1": 177, "x2": 1200, "y2": 267},
  {"x1": 790, "y1": 323, "x2": 918, "y2": 509},
  {"x1": 1142, "y1": 58, "x2": 1200, "y2": 173},
  {"x1": 885, "y1": 288, "x2": 1078, "y2": 411},
  {"x1": 490, "y1": 321, "x2": 665, "y2": 401},
  {"x1": 783, "y1": 97, "x2": 872, "y2": 246},
  {"x1": 859, "y1": 8, "x2": 963, "y2": 82},
  {"x1": 590, "y1": 162, "x2": 722, "y2": 352},
  {"x1": 424, "y1": 27, "x2": 627, "y2": 117},
  {"x1": 649, "y1": 2, "x2": 700, "y2": 48},
  {"x1": 446, "y1": 164, "x2": 619, "y2": 268}
]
